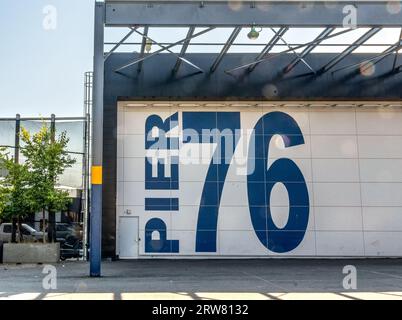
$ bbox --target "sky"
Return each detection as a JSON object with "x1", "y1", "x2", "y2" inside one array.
[
  {"x1": 0, "y1": 0, "x2": 94, "y2": 117},
  {"x1": 0, "y1": 1, "x2": 400, "y2": 117}
]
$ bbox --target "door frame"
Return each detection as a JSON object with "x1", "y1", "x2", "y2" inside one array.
[{"x1": 118, "y1": 216, "x2": 140, "y2": 259}]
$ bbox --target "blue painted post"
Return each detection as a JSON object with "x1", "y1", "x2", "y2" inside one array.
[{"x1": 90, "y1": 1, "x2": 105, "y2": 277}]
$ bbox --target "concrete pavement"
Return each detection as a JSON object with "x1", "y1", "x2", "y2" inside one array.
[{"x1": 1, "y1": 259, "x2": 402, "y2": 300}]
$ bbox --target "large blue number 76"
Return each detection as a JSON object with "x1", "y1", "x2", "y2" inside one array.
[{"x1": 183, "y1": 111, "x2": 309, "y2": 253}]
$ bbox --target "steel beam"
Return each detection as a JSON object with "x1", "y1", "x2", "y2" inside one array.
[
  {"x1": 210, "y1": 27, "x2": 241, "y2": 73},
  {"x1": 137, "y1": 26, "x2": 149, "y2": 73},
  {"x1": 318, "y1": 28, "x2": 381, "y2": 74},
  {"x1": 90, "y1": 1, "x2": 104, "y2": 277},
  {"x1": 248, "y1": 27, "x2": 288, "y2": 72},
  {"x1": 104, "y1": 27, "x2": 137, "y2": 61},
  {"x1": 115, "y1": 27, "x2": 214, "y2": 72},
  {"x1": 226, "y1": 28, "x2": 354, "y2": 74},
  {"x1": 392, "y1": 29, "x2": 402, "y2": 72},
  {"x1": 105, "y1": 2, "x2": 402, "y2": 27},
  {"x1": 284, "y1": 27, "x2": 335, "y2": 74},
  {"x1": 104, "y1": 42, "x2": 399, "y2": 47},
  {"x1": 173, "y1": 27, "x2": 195, "y2": 74},
  {"x1": 132, "y1": 28, "x2": 204, "y2": 73},
  {"x1": 332, "y1": 40, "x2": 402, "y2": 74},
  {"x1": 271, "y1": 27, "x2": 315, "y2": 74},
  {"x1": 361, "y1": 43, "x2": 402, "y2": 74}
]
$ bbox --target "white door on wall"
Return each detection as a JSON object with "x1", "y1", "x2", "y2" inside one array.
[{"x1": 119, "y1": 216, "x2": 139, "y2": 259}]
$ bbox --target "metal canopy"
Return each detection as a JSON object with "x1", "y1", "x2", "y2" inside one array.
[
  {"x1": 101, "y1": 1, "x2": 402, "y2": 77},
  {"x1": 106, "y1": 25, "x2": 402, "y2": 76}
]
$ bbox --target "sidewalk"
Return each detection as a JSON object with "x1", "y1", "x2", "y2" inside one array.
[{"x1": 1, "y1": 259, "x2": 402, "y2": 300}]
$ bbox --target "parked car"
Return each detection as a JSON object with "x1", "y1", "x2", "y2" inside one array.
[
  {"x1": 45, "y1": 223, "x2": 80, "y2": 242},
  {"x1": 60, "y1": 235, "x2": 83, "y2": 261},
  {"x1": 52, "y1": 223, "x2": 76, "y2": 242},
  {"x1": 0, "y1": 223, "x2": 45, "y2": 243}
]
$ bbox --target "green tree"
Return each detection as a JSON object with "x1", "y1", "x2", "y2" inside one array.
[
  {"x1": 20, "y1": 124, "x2": 76, "y2": 243},
  {"x1": 0, "y1": 148, "x2": 35, "y2": 242}
]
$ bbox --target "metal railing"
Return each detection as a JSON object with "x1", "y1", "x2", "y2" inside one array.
[{"x1": 82, "y1": 71, "x2": 93, "y2": 260}]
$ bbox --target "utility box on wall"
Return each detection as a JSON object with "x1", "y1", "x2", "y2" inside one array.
[{"x1": 115, "y1": 102, "x2": 402, "y2": 258}]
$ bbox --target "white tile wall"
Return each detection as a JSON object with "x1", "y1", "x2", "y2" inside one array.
[
  {"x1": 358, "y1": 136, "x2": 402, "y2": 158},
  {"x1": 360, "y1": 159, "x2": 402, "y2": 182},
  {"x1": 311, "y1": 135, "x2": 358, "y2": 158},
  {"x1": 117, "y1": 106, "x2": 402, "y2": 257},
  {"x1": 312, "y1": 159, "x2": 360, "y2": 182},
  {"x1": 122, "y1": 182, "x2": 144, "y2": 206},
  {"x1": 314, "y1": 207, "x2": 363, "y2": 231},
  {"x1": 356, "y1": 111, "x2": 402, "y2": 135},
  {"x1": 313, "y1": 183, "x2": 361, "y2": 207},
  {"x1": 310, "y1": 111, "x2": 356, "y2": 135},
  {"x1": 363, "y1": 207, "x2": 402, "y2": 231},
  {"x1": 361, "y1": 183, "x2": 402, "y2": 207},
  {"x1": 123, "y1": 134, "x2": 146, "y2": 158},
  {"x1": 315, "y1": 231, "x2": 364, "y2": 256},
  {"x1": 122, "y1": 158, "x2": 145, "y2": 182},
  {"x1": 364, "y1": 232, "x2": 402, "y2": 256}
]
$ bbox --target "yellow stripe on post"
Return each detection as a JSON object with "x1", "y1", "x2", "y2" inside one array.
[{"x1": 92, "y1": 166, "x2": 103, "y2": 185}]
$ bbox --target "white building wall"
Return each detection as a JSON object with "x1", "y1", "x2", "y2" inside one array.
[{"x1": 116, "y1": 103, "x2": 402, "y2": 258}]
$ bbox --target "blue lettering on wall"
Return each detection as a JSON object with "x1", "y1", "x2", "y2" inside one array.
[
  {"x1": 182, "y1": 112, "x2": 241, "y2": 252},
  {"x1": 145, "y1": 113, "x2": 179, "y2": 190},
  {"x1": 145, "y1": 198, "x2": 179, "y2": 211},
  {"x1": 145, "y1": 156, "x2": 179, "y2": 190},
  {"x1": 145, "y1": 112, "x2": 179, "y2": 150},
  {"x1": 144, "y1": 113, "x2": 180, "y2": 252},
  {"x1": 247, "y1": 111, "x2": 309, "y2": 253},
  {"x1": 145, "y1": 218, "x2": 179, "y2": 253},
  {"x1": 141, "y1": 110, "x2": 310, "y2": 255}
]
